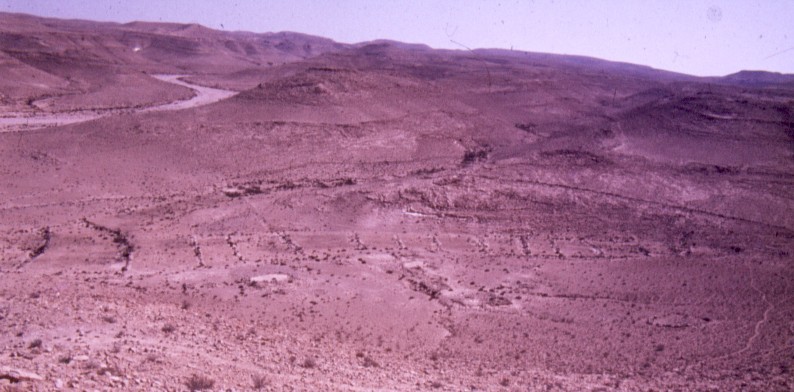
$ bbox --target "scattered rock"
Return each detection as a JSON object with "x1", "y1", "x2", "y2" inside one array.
[
  {"x1": 403, "y1": 261, "x2": 424, "y2": 269},
  {"x1": 0, "y1": 366, "x2": 44, "y2": 382},
  {"x1": 250, "y1": 274, "x2": 290, "y2": 285},
  {"x1": 222, "y1": 185, "x2": 262, "y2": 198},
  {"x1": 487, "y1": 296, "x2": 512, "y2": 307},
  {"x1": 647, "y1": 314, "x2": 690, "y2": 329}
]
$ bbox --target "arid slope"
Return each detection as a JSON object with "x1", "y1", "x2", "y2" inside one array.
[{"x1": 1, "y1": 13, "x2": 793, "y2": 391}]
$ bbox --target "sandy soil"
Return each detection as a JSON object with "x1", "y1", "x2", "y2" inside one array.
[{"x1": 1, "y1": 12, "x2": 793, "y2": 392}]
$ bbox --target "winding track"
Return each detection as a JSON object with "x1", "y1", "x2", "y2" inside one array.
[{"x1": 0, "y1": 75, "x2": 236, "y2": 132}]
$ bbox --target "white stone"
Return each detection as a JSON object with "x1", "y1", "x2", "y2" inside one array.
[
  {"x1": 402, "y1": 261, "x2": 424, "y2": 269},
  {"x1": 0, "y1": 366, "x2": 45, "y2": 382},
  {"x1": 250, "y1": 274, "x2": 290, "y2": 284}
]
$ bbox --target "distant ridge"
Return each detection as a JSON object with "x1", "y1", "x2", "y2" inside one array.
[{"x1": 719, "y1": 70, "x2": 794, "y2": 86}]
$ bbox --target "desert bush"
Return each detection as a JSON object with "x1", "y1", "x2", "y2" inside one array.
[
  {"x1": 185, "y1": 373, "x2": 215, "y2": 391},
  {"x1": 654, "y1": 344, "x2": 665, "y2": 352},
  {"x1": 82, "y1": 361, "x2": 100, "y2": 370},
  {"x1": 28, "y1": 339, "x2": 42, "y2": 349},
  {"x1": 514, "y1": 122, "x2": 535, "y2": 132},
  {"x1": 461, "y1": 147, "x2": 490, "y2": 165},
  {"x1": 300, "y1": 357, "x2": 316, "y2": 369},
  {"x1": 252, "y1": 374, "x2": 268, "y2": 389},
  {"x1": 362, "y1": 356, "x2": 379, "y2": 368},
  {"x1": 161, "y1": 323, "x2": 176, "y2": 333}
]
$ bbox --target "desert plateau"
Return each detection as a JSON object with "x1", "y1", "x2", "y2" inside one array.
[{"x1": 0, "y1": 12, "x2": 793, "y2": 391}]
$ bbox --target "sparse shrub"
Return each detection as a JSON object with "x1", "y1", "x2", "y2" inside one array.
[
  {"x1": 300, "y1": 357, "x2": 316, "y2": 369},
  {"x1": 185, "y1": 373, "x2": 215, "y2": 391},
  {"x1": 514, "y1": 122, "x2": 535, "y2": 132},
  {"x1": 58, "y1": 355, "x2": 72, "y2": 364},
  {"x1": 462, "y1": 148, "x2": 489, "y2": 165},
  {"x1": 28, "y1": 339, "x2": 42, "y2": 349},
  {"x1": 102, "y1": 315, "x2": 117, "y2": 324},
  {"x1": 654, "y1": 344, "x2": 665, "y2": 352},
  {"x1": 499, "y1": 377, "x2": 510, "y2": 386},
  {"x1": 362, "y1": 356, "x2": 379, "y2": 368},
  {"x1": 252, "y1": 374, "x2": 268, "y2": 389},
  {"x1": 161, "y1": 323, "x2": 176, "y2": 333}
]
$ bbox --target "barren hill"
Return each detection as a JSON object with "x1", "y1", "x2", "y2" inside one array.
[
  {"x1": 1, "y1": 12, "x2": 793, "y2": 391},
  {"x1": 0, "y1": 12, "x2": 343, "y2": 112}
]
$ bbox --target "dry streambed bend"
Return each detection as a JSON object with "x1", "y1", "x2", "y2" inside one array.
[{"x1": 0, "y1": 75, "x2": 236, "y2": 132}]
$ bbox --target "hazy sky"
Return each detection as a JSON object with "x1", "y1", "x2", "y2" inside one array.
[{"x1": 2, "y1": 0, "x2": 793, "y2": 76}]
